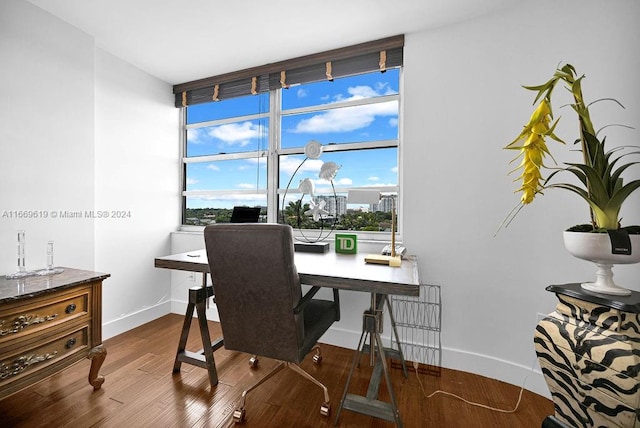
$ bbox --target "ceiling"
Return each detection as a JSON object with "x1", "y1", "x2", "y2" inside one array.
[{"x1": 26, "y1": 0, "x2": 518, "y2": 85}]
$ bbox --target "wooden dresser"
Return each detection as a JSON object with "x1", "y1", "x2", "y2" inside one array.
[
  {"x1": 0, "y1": 268, "x2": 109, "y2": 400},
  {"x1": 535, "y1": 283, "x2": 640, "y2": 428}
]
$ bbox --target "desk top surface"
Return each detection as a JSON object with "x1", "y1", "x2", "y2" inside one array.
[
  {"x1": 0, "y1": 268, "x2": 110, "y2": 304},
  {"x1": 155, "y1": 249, "x2": 420, "y2": 296}
]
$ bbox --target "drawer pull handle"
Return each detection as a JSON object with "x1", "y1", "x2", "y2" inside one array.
[
  {"x1": 66, "y1": 338, "x2": 77, "y2": 348},
  {"x1": 66, "y1": 304, "x2": 77, "y2": 314}
]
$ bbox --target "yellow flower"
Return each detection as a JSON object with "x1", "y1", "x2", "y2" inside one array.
[{"x1": 505, "y1": 99, "x2": 562, "y2": 204}]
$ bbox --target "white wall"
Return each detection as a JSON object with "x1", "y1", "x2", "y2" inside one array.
[
  {"x1": 0, "y1": 0, "x2": 95, "y2": 272},
  {"x1": 1, "y1": 0, "x2": 180, "y2": 339},
  {"x1": 402, "y1": 0, "x2": 640, "y2": 396},
  {"x1": 94, "y1": 49, "x2": 180, "y2": 338}
]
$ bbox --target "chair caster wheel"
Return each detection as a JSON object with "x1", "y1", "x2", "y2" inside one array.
[
  {"x1": 320, "y1": 402, "x2": 330, "y2": 417},
  {"x1": 233, "y1": 408, "x2": 246, "y2": 424},
  {"x1": 249, "y1": 356, "x2": 259, "y2": 368},
  {"x1": 312, "y1": 354, "x2": 322, "y2": 365}
]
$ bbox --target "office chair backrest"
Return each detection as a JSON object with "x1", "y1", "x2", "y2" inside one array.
[{"x1": 204, "y1": 223, "x2": 304, "y2": 362}]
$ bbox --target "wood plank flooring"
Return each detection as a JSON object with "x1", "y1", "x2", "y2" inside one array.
[{"x1": 0, "y1": 314, "x2": 553, "y2": 427}]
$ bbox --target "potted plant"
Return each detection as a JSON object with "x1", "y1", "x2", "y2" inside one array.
[{"x1": 503, "y1": 63, "x2": 640, "y2": 295}]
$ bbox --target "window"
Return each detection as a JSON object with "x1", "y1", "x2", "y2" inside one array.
[{"x1": 176, "y1": 36, "x2": 403, "y2": 236}]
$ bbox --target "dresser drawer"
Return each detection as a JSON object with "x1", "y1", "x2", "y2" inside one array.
[
  {"x1": 555, "y1": 295, "x2": 640, "y2": 337},
  {"x1": 536, "y1": 338, "x2": 640, "y2": 410},
  {"x1": 0, "y1": 324, "x2": 90, "y2": 395},
  {"x1": 0, "y1": 287, "x2": 90, "y2": 345},
  {"x1": 541, "y1": 360, "x2": 640, "y2": 428},
  {"x1": 536, "y1": 317, "x2": 639, "y2": 408}
]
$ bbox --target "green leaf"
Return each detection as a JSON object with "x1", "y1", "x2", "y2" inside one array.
[{"x1": 607, "y1": 179, "x2": 640, "y2": 212}]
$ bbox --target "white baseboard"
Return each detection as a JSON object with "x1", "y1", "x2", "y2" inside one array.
[
  {"x1": 441, "y1": 347, "x2": 550, "y2": 399},
  {"x1": 321, "y1": 327, "x2": 549, "y2": 399},
  {"x1": 106, "y1": 298, "x2": 550, "y2": 400},
  {"x1": 102, "y1": 300, "x2": 172, "y2": 340}
]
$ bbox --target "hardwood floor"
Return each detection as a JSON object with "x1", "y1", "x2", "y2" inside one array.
[{"x1": 0, "y1": 314, "x2": 553, "y2": 427}]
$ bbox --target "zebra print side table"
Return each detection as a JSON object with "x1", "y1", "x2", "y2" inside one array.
[{"x1": 534, "y1": 283, "x2": 639, "y2": 428}]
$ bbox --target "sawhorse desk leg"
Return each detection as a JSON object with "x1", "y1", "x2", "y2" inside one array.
[
  {"x1": 334, "y1": 293, "x2": 406, "y2": 427},
  {"x1": 173, "y1": 282, "x2": 224, "y2": 388}
]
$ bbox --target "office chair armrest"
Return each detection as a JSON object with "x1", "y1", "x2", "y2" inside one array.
[
  {"x1": 293, "y1": 286, "x2": 340, "y2": 322},
  {"x1": 294, "y1": 286, "x2": 322, "y2": 314}
]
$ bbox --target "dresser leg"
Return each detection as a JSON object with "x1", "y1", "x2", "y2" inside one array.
[{"x1": 87, "y1": 345, "x2": 107, "y2": 390}]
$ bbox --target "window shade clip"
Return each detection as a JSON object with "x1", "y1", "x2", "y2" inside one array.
[
  {"x1": 280, "y1": 71, "x2": 289, "y2": 89},
  {"x1": 379, "y1": 50, "x2": 387, "y2": 73},
  {"x1": 212, "y1": 84, "x2": 220, "y2": 101},
  {"x1": 325, "y1": 62, "x2": 333, "y2": 81}
]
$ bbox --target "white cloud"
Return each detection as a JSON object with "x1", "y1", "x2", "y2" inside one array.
[
  {"x1": 347, "y1": 85, "x2": 380, "y2": 98},
  {"x1": 243, "y1": 157, "x2": 267, "y2": 169},
  {"x1": 391, "y1": 166, "x2": 398, "y2": 173},
  {"x1": 374, "y1": 81, "x2": 397, "y2": 95},
  {"x1": 186, "y1": 177, "x2": 199, "y2": 184},
  {"x1": 290, "y1": 82, "x2": 398, "y2": 135},
  {"x1": 368, "y1": 176, "x2": 380, "y2": 181},
  {"x1": 297, "y1": 88, "x2": 308, "y2": 98},
  {"x1": 207, "y1": 122, "x2": 266, "y2": 146},
  {"x1": 187, "y1": 128, "x2": 203, "y2": 144},
  {"x1": 207, "y1": 164, "x2": 220, "y2": 171},
  {"x1": 388, "y1": 117, "x2": 398, "y2": 127},
  {"x1": 336, "y1": 177, "x2": 353, "y2": 185},
  {"x1": 280, "y1": 156, "x2": 324, "y2": 177},
  {"x1": 237, "y1": 183, "x2": 256, "y2": 189}
]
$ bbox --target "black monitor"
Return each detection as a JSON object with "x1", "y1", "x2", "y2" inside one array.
[{"x1": 230, "y1": 206, "x2": 261, "y2": 223}]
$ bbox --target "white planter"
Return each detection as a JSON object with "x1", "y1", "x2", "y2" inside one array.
[{"x1": 563, "y1": 231, "x2": 640, "y2": 296}]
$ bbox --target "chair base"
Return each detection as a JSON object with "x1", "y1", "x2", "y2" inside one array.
[{"x1": 233, "y1": 347, "x2": 330, "y2": 424}]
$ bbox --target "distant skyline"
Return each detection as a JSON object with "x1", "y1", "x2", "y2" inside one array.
[{"x1": 185, "y1": 69, "x2": 399, "y2": 209}]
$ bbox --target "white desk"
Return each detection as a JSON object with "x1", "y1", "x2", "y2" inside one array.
[
  {"x1": 155, "y1": 249, "x2": 420, "y2": 296},
  {"x1": 155, "y1": 249, "x2": 421, "y2": 427}
]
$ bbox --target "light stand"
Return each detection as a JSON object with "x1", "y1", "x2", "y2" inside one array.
[
  {"x1": 347, "y1": 190, "x2": 402, "y2": 267},
  {"x1": 364, "y1": 195, "x2": 402, "y2": 267}
]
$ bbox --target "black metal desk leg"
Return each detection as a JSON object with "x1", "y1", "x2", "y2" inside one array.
[
  {"x1": 173, "y1": 298, "x2": 196, "y2": 373},
  {"x1": 172, "y1": 284, "x2": 223, "y2": 388},
  {"x1": 195, "y1": 293, "x2": 218, "y2": 387}
]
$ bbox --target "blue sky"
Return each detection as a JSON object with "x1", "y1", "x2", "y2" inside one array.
[{"x1": 185, "y1": 69, "x2": 399, "y2": 209}]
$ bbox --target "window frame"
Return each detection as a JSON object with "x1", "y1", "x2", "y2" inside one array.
[
  {"x1": 177, "y1": 35, "x2": 404, "y2": 242},
  {"x1": 180, "y1": 69, "x2": 403, "y2": 242}
]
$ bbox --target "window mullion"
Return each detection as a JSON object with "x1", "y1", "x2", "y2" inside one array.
[
  {"x1": 184, "y1": 151, "x2": 264, "y2": 163},
  {"x1": 266, "y1": 88, "x2": 281, "y2": 223},
  {"x1": 185, "y1": 111, "x2": 270, "y2": 130},
  {"x1": 282, "y1": 93, "x2": 398, "y2": 117}
]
